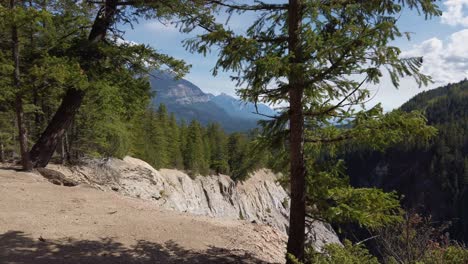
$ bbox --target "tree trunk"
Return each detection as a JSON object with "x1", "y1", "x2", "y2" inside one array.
[
  {"x1": 60, "y1": 136, "x2": 65, "y2": 164},
  {"x1": 0, "y1": 143, "x2": 4, "y2": 162},
  {"x1": 286, "y1": 0, "x2": 306, "y2": 263},
  {"x1": 64, "y1": 131, "x2": 71, "y2": 163},
  {"x1": 29, "y1": 88, "x2": 84, "y2": 167},
  {"x1": 15, "y1": 95, "x2": 33, "y2": 171},
  {"x1": 11, "y1": 0, "x2": 33, "y2": 171},
  {"x1": 29, "y1": 0, "x2": 119, "y2": 167}
]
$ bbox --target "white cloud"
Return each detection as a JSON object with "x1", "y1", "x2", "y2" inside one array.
[
  {"x1": 115, "y1": 38, "x2": 139, "y2": 46},
  {"x1": 367, "y1": 28, "x2": 468, "y2": 110},
  {"x1": 441, "y1": 0, "x2": 468, "y2": 26},
  {"x1": 144, "y1": 22, "x2": 179, "y2": 33},
  {"x1": 401, "y1": 29, "x2": 468, "y2": 84}
]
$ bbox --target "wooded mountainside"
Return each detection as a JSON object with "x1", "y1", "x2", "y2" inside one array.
[
  {"x1": 149, "y1": 70, "x2": 277, "y2": 132},
  {"x1": 344, "y1": 79, "x2": 468, "y2": 243},
  {"x1": 0, "y1": 100, "x2": 266, "y2": 180}
]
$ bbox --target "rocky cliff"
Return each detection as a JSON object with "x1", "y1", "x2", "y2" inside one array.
[{"x1": 50, "y1": 156, "x2": 340, "y2": 250}]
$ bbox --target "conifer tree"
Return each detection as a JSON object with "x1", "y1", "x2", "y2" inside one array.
[
  {"x1": 185, "y1": 120, "x2": 209, "y2": 175},
  {"x1": 167, "y1": 113, "x2": 184, "y2": 169},
  {"x1": 227, "y1": 132, "x2": 248, "y2": 178},
  {"x1": 179, "y1": 119, "x2": 189, "y2": 164},
  {"x1": 155, "y1": 104, "x2": 170, "y2": 168},
  {"x1": 186, "y1": 0, "x2": 441, "y2": 261},
  {"x1": 207, "y1": 123, "x2": 229, "y2": 174},
  {"x1": 22, "y1": 0, "x2": 197, "y2": 167}
]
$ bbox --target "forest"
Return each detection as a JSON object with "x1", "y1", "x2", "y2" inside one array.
[
  {"x1": 344, "y1": 79, "x2": 468, "y2": 244},
  {"x1": 0, "y1": 0, "x2": 467, "y2": 263}
]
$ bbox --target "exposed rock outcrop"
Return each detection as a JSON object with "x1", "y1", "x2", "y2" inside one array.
[
  {"x1": 50, "y1": 156, "x2": 340, "y2": 250},
  {"x1": 36, "y1": 168, "x2": 78, "y2": 186}
]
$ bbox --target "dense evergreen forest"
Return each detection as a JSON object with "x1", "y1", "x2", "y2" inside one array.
[
  {"x1": 344, "y1": 79, "x2": 468, "y2": 243},
  {"x1": 0, "y1": 100, "x2": 265, "y2": 179}
]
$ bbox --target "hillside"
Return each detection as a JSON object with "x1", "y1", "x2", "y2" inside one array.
[
  {"x1": 0, "y1": 167, "x2": 286, "y2": 264},
  {"x1": 344, "y1": 79, "x2": 468, "y2": 242},
  {"x1": 0, "y1": 157, "x2": 341, "y2": 264},
  {"x1": 150, "y1": 71, "x2": 277, "y2": 132}
]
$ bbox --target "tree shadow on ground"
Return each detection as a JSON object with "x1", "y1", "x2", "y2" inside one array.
[
  {"x1": 0, "y1": 230, "x2": 270, "y2": 264},
  {"x1": 0, "y1": 165, "x2": 22, "y2": 171}
]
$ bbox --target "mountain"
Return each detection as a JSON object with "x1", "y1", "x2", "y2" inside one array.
[
  {"x1": 210, "y1": 93, "x2": 277, "y2": 120},
  {"x1": 149, "y1": 71, "x2": 276, "y2": 132},
  {"x1": 344, "y1": 79, "x2": 468, "y2": 242},
  {"x1": 150, "y1": 71, "x2": 214, "y2": 104}
]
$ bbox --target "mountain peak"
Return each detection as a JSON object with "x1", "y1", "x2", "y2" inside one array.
[
  {"x1": 218, "y1": 92, "x2": 232, "y2": 97},
  {"x1": 150, "y1": 70, "x2": 213, "y2": 105},
  {"x1": 149, "y1": 70, "x2": 277, "y2": 132}
]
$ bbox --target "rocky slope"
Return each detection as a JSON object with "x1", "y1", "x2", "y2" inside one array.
[
  {"x1": 0, "y1": 168, "x2": 287, "y2": 263},
  {"x1": 50, "y1": 156, "x2": 340, "y2": 250}
]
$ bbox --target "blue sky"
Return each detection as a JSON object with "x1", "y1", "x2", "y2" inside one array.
[{"x1": 122, "y1": 0, "x2": 468, "y2": 110}]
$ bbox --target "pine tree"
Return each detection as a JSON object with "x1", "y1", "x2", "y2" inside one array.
[
  {"x1": 167, "y1": 113, "x2": 184, "y2": 169},
  {"x1": 207, "y1": 123, "x2": 229, "y2": 174},
  {"x1": 22, "y1": 0, "x2": 194, "y2": 167},
  {"x1": 227, "y1": 133, "x2": 248, "y2": 178},
  {"x1": 155, "y1": 104, "x2": 170, "y2": 168},
  {"x1": 179, "y1": 119, "x2": 188, "y2": 164},
  {"x1": 185, "y1": 0, "x2": 441, "y2": 261},
  {"x1": 185, "y1": 120, "x2": 208, "y2": 176}
]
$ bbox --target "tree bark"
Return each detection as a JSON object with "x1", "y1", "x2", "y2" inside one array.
[
  {"x1": 29, "y1": 88, "x2": 84, "y2": 167},
  {"x1": 11, "y1": 0, "x2": 33, "y2": 171},
  {"x1": 64, "y1": 131, "x2": 71, "y2": 163},
  {"x1": 60, "y1": 136, "x2": 65, "y2": 164},
  {"x1": 286, "y1": 0, "x2": 306, "y2": 263},
  {"x1": 15, "y1": 95, "x2": 33, "y2": 170},
  {"x1": 29, "y1": 0, "x2": 119, "y2": 167},
  {"x1": 0, "y1": 143, "x2": 4, "y2": 162}
]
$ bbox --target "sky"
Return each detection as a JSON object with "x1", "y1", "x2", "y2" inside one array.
[{"x1": 121, "y1": 0, "x2": 468, "y2": 110}]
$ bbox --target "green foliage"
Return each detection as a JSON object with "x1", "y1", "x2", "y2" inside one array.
[
  {"x1": 288, "y1": 240, "x2": 379, "y2": 264},
  {"x1": 227, "y1": 133, "x2": 248, "y2": 178},
  {"x1": 185, "y1": 120, "x2": 209, "y2": 176},
  {"x1": 226, "y1": 131, "x2": 271, "y2": 181},
  {"x1": 323, "y1": 187, "x2": 401, "y2": 229},
  {"x1": 206, "y1": 123, "x2": 229, "y2": 174},
  {"x1": 128, "y1": 104, "x2": 260, "y2": 178},
  {"x1": 345, "y1": 80, "x2": 468, "y2": 243},
  {"x1": 377, "y1": 212, "x2": 468, "y2": 264},
  {"x1": 0, "y1": 0, "x2": 192, "y2": 164},
  {"x1": 0, "y1": 111, "x2": 15, "y2": 160},
  {"x1": 421, "y1": 245, "x2": 468, "y2": 264},
  {"x1": 183, "y1": 2, "x2": 440, "y2": 261},
  {"x1": 304, "y1": 158, "x2": 402, "y2": 231},
  {"x1": 130, "y1": 109, "x2": 165, "y2": 169},
  {"x1": 70, "y1": 72, "x2": 149, "y2": 159},
  {"x1": 167, "y1": 113, "x2": 184, "y2": 169}
]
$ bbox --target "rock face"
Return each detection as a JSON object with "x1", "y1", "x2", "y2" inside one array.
[
  {"x1": 36, "y1": 168, "x2": 78, "y2": 186},
  {"x1": 150, "y1": 71, "x2": 214, "y2": 105},
  {"x1": 51, "y1": 156, "x2": 340, "y2": 250}
]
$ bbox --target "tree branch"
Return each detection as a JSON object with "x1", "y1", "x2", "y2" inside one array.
[
  {"x1": 208, "y1": 0, "x2": 288, "y2": 11},
  {"x1": 304, "y1": 78, "x2": 367, "y2": 118},
  {"x1": 305, "y1": 134, "x2": 353, "y2": 144}
]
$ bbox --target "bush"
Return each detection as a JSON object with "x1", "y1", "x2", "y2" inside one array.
[
  {"x1": 288, "y1": 240, "x2": 379, "y2": 264},
  {"x1": 421, "y1": 245, "x2": 468, "y2": 264}
]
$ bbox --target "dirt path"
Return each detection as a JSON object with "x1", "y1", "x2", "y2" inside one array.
[{"x1": 0, "y1": 168, "x2": 286, "y2": 264}]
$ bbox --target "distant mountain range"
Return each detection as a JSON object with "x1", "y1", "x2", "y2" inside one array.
[{"x1": 149, "y1": 71, "x2": 277, "y2": 132}]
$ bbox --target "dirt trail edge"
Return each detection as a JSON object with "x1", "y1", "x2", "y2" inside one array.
[{"x1": 0, "y1": 168, "x2": 286, "y2": 264}]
